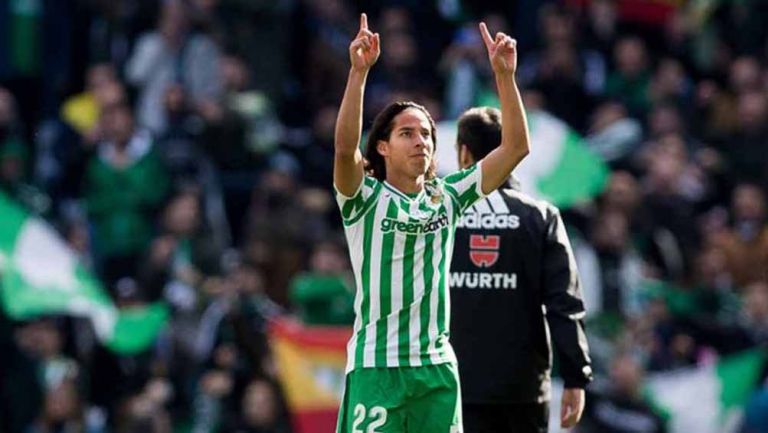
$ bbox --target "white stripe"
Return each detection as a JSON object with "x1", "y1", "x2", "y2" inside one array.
[
  {"x1": 487, "y1": 191, "x2": 509, "y2": 213},
  {"x1": 409, "y1": 235, "x2": 426, "y2": 367},
  {"x1": 428, "y1": 228, "x2": 442, "y2": 364},
  {"x1": 386, "y1": 208, "x2": 407, "y2": 367},
  {"x1": 473, "y1": 197, "x2": 492, "y2": 213},
  {"x1": 443, "y1": 230, "x2": 454, "y2": 336},
  {"x1": 344, "y1": 222, "x2": 365, "y2": 371},
  {"x1": 443, "y1": 192, "x2": 456, "y2": 227},
  {"x1": 363, "y1": 198, "x2": 388, "y2": 367}
]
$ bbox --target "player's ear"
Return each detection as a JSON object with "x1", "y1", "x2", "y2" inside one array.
[
  {"x1": 377, "y1": 139, "x2": 390, "y2": 157},
  {"x1": 458, "y1": 143, "x2": 474, "y2": 168}
]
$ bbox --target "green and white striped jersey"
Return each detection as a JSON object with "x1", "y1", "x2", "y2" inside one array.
[{"x1": 335, "y1": 164, "x2": 485, "y2": 372}]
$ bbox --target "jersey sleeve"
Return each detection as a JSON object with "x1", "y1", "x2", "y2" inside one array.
[
  {"x1": 442, "y1": 163, "x2": 486, "y2": 214},
  {"x1": 334, "y1": 176, "x2": 382, "y2": 226}
]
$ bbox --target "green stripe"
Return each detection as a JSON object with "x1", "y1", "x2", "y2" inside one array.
[
  {"x1": 436, "y1": 228, "x2": 449, "y2": 358},
  {"x1": 345, "y1": 182, "x2": 383, "y2": 226},
  {"x1": 376, "y1": 200, "x2": 399, "y2": 366},
  {"x1": 0, "y1": 192, "x2": 29, "y2": 253},
  {"x1": 443, "y1": 184, "x2": 462, "y2": 218},
  {"x1": 419, "y1": 233, "x2": 435, "y2": 361},
  {"x1": 398, "y1": 200, "x2": 417, "y2": 366},
  {"x1": 355, "y1": 207, "x2": 376, "y2": 368},
  {"x1": 341, "y1": 192, "x2": 365, "y2": 219},
  {"x1": 457, "y1": 187, "x2": 480, "y2": 213},
  {"x1": 444, "y1": 165, "x2": 476, "y2": 185}
]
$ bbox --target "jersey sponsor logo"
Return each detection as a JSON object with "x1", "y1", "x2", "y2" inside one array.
[
  {"x1": 449, "y1": 272, "x2": 517, "y2": 289},
  {"x1": 380, "y1": 212, "x2": 449, "y2": 234},
  {"x1": 469, "y1": 234, "x2": 500, "y2": 267},
  {"x1": 457, "y1": 213, "x2": 520, "y2": 230}
]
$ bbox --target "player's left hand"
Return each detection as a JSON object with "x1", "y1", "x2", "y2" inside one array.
[
  {"x1": 478, "y1": 22, "x2": 517, "y2": 76},
  {"x1": 560, "y1": 387, "x2": 585, "y2": 428}
]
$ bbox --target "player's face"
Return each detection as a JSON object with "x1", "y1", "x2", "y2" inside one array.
[{"x1": 378, "y1": 108, "x2": 434, "y2": 179}]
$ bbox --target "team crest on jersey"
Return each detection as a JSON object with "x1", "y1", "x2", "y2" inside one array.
[
  {"x1": 469, "y1": 234, "x2": 500, "y2": 267},
  {"x1": 425, "y1": 181, "x2": 442, "y2": 204}
]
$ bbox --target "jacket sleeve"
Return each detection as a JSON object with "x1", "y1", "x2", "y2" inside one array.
[{"x1": 541, "y1": 205, "x2": 593, "y2": 388}]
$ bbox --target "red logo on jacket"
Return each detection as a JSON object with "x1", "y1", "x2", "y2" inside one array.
[{"x1": 469, "y1": 235, "x2": 500, "y2": 268}]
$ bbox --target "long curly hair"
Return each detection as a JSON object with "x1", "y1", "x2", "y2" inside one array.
[{"x1": 364, "y1": 101, "x2": 438, "y2": 181}]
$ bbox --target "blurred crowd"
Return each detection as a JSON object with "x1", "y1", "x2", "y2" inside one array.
[{"x1": 0, "y1": 0, "x2": 768, "y2": 432}]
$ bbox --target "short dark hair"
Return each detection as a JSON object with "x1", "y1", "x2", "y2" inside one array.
[
  {"x1": 364, "y1": 101, "x2": 438, "y2": 181},
  {"x1": 456, "y1": 107, "x2": 502, "y2": 161}
]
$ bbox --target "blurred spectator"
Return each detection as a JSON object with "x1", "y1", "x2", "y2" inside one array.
[
  {"x1": 60, "y1": 63, "x2": 118, "y2": 139},
  {"x1": 586, "y1": 100, "x2": 642, "y2": 165},
  {"x1": 518, "y1": 4, "x2": 605, "y2": 131},
  {"x1": 84, "y1": 100, "x2": 169, "y2": 284},
  {"x1": 576, "y1": 208, "x2": 644, "y2": 317},
  {"x1": 297, "y1": 104, "x2": 337, "y2": 187},
  {"x1": 125, "y1": 0, "x2": 222, "y2": 135},
  {"x1": 580, "y1": 0, "x2": 620, "y2": 58},
  {"x1": 27, "y1": 378, "x2": 89, "y2": 433},
  {"x1": 729, "y1": 56, "x2": 763, "y2": 96},
  {"x1": 0, "y1": 87, "x2": 50, "y2": 214},
  {"x1": 140, "y1": 187, "x2": 222, "y2": 302},
  {"x1": 648, "y1": 58, "x2": 693, "y2": 109},
  {"x1": 605, "y1": 36, "x2": 652, "y2": 118},
  {"x1": 222, "y1": 378, "x2": 292, "y2": 433},
  {"x1": 640, "y1": 133, "x2": 704, "y2": 281},
  {"x1": 579, "y1": 353, "x2": 669, "y2": 433},
  {"x1": 713, "y1": 183, "x2": 768, "y2": 288},
  {"x1": 289, "y1": 239, "x2": 354, "y2": 326},
  {"x1": 114, "y1": 377, "x2": 173, "y2": 433},
  {"x1": 302, "y1": 0, "x2": 354, "y2": 111},
  {"x1": 439, "y1": 17, "x2": 496, "y2": 119},
  {"x1": 201, "y1": 54, "x2": 282, "y2": 171},
  {"x1": 720, "y1": 91, "x2": 768, "y2": 188},
  {"x1": 740, "y1": 281, "x2": 768, "y2": 345}
]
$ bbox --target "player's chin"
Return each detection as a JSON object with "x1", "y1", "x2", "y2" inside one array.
[{"x1": 409, "y1": 161, "x2": 429, "y2": 176}]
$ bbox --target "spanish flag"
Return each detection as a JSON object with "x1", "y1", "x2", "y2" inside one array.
[{"x1": 270, "y1": 318, "x2": 351, "y2": 433}]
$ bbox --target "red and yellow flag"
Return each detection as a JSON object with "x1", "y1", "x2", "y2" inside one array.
[{"x1": 270, "y1": 318, "x2": 351, "y2": 433}]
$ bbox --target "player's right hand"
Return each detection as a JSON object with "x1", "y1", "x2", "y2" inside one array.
[{"x1": 349, "y1": 13, "x2": 380, "y2": 72}]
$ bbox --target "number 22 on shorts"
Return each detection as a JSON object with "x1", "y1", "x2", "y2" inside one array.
[{"x1": 352, "y1": 404, "x2": 387, "y2": 433}]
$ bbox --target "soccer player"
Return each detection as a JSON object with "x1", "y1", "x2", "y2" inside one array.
[
  {"x1": 333, "y1": 13, "x2": 529, "y2": 433},
  {"x1": 449, "y1": 107, "x2": 593, "y2": 433}
]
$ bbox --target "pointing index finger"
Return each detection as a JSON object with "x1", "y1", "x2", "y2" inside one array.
[
  {"x1": 361, "y1": 13, "x2": 368, "y2": 30},
  {"x1": 479, "y1": 22, "x2": 494, "y2": 49}
]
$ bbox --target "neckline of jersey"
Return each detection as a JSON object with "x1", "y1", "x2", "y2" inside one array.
[{"x1": 383, "y1": 181, "x2": 426, "y2": 202}]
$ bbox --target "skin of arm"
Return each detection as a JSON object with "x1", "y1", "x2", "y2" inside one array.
[
  {"x1": 333, "y1": 14, "x2": 380, "y2": 197},
  {"x1": 476, "y1": 23, "x2": 531, "y2": 195}
]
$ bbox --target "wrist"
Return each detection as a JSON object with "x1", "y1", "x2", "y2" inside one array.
[
  {"x1": 494, "y1": 70, "x2": 517, "y2": 80},
  {"x1": 350, "y1": 67, "x2": 370, "y2": 77}
]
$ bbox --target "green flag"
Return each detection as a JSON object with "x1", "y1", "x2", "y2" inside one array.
[
  {"x1": 646, "y1": 349, "x2": 767, "y2": 433},
  {"x1": 435, "y1": 110, "x2": 609, "y2": 208},
  {"x1": 517, "y1": 111, "x2": 609, "y2": 208},
  {"x1": 0, "y1": 191, "x2": 168, "y2": 354}
]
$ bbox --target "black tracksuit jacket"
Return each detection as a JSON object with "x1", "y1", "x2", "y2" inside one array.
[{"x1": 449, "y1": 179, "x2": 593, "y2": 404}]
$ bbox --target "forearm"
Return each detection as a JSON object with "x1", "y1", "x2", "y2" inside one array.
[
  {"x1": 335, "y1": 68, "x2": 368, "y2": 158},
  {"x1": 479, "y1": 72, "x2": 530, "y2": 193},
  {"x1": 497, "y1": 72, "x2": 530, "y2": 166},
  {"x1": 550, "y1": 315, "x2": 592, "y2": 388}
]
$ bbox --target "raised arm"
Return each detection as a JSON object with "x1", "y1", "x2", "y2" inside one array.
[
  {"x1": 334, "y1": 13, "x2": 381, "y2": 197},
  {"x1": 476, "y1": 22, "x2": 530, "y2": 195}
]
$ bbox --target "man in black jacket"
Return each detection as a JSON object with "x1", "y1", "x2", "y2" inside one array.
[{"x1": 450, "y1": 107, "x2": 593, "y2": 433}]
